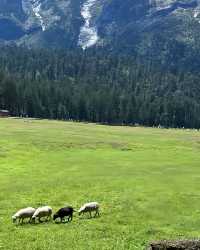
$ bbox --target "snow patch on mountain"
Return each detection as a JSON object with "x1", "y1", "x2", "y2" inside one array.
[
  {"x1": 78, "y1": 0, "x2": 99, "y2": 50},
  {"x1": 151, "y1": 0, "x2": 175, "y2": 10},
  {"x1": 31, "y1": 0, "x2": 46, "y2": 31},
  {"x1": 194, "y1": 0, "x2": 200, "y2": 20}
]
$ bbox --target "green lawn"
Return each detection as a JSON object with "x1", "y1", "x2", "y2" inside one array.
[{"x1": 1, "y1": 118, "x2": 200, "y2": 249}]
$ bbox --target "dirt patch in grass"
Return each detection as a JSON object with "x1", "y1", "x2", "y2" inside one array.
[{"x1": 147, "y1": 240, "x2": 200, "y2": 249}]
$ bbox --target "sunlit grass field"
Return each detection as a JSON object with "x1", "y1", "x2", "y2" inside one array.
[{"x1": 1, "y1": 118, "x2": 200, "y2": 249}]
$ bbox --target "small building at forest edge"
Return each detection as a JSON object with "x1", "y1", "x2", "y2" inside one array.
[{"x1": 0, "y1": 110, "x2": 10, "y2": 117}]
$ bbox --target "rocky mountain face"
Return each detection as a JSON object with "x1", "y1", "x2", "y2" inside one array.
[
  {"x1": 0, "y1": 0, "x2": 82, "y2": 48},
  {"x1": 96, "y1": 0, "x2": 200, "y2": 66},
  {"x1": 1, "y1": 0, "x2": 200, "y2": 59}
]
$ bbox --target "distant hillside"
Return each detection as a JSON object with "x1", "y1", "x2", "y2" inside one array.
[{"x1": 0, "y1": 46, "x2": 200, "y2": 128}]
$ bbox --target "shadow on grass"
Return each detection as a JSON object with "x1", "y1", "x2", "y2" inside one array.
[
  {"x1": 79, "y1": 215, "x2": 101, "y2": 220},
  {"x1": 54, "y1": 220, "x2": 72, "y2": 224},
  {"x1": 15, "y1": 219, "x2": 52, "y2": 227}
]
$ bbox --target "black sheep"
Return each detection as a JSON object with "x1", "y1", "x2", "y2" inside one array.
[{"x1": 53, "y1": 206, "x2": 74, "y2": 222}]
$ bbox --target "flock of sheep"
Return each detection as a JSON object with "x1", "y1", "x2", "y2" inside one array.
[{"x1": 12, "y1": 202, "x2": 100, "y2": 224}]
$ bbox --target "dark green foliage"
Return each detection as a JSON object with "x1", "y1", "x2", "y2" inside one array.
[{"x1": 0, "y1": 46, "x2": 200, "y2": 128}]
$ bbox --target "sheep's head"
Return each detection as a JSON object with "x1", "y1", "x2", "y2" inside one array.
[
  {"x1": 53, "y1": 213, "x2": 58, "y2": 221},
  {"x1": 78, "y1": 208, "x2": 84, "y2": 216},
  {"x1": 31, "y1": 216, "x2": 36, "y2": 223},
  {"x1": 12, "y1": 216, "x2": 17, "y2": 223}
]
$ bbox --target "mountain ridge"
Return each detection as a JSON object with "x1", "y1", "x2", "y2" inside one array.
[{"x1": 1, "y1": 0, "x2": 200, "y2": 70}]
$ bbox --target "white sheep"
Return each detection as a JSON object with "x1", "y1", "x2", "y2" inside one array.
[
  {"x1": 32, "y1": 206, "x2": 52, "y2": 223},
  {"x1": 78, "y1": 202, "x2": 100, "y2": 218},
  {"x1": 12, "y1": 207, "x2": 36, "y2": 224}
]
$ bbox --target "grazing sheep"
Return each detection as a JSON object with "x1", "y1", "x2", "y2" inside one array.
[
  {"x1": 32, "y1": 206, "x2": 52, "y2": 223},
  {"x1": 12, "y1": 207, "x2": 36, "y2": 224},
  {"x1": 53, "y1": 206, "x2": 74, "y2": 222},
  {"x1": 78, "y1": 202, "x2": 100, "y2": 218}
]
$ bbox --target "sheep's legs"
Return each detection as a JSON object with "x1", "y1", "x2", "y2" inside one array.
[
  {"x1": 96, "y1": 210, "x2": 100, "y2": 217},
  {"x1": 94, "y1": 209, "x2": 100, "y2": 217},
  {"x1": 19, "y1": 218, "x2": 23, "y2": 224}
]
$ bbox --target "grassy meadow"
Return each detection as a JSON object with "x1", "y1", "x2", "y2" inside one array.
[{"x1": 1, "y1": 118, "x2": 200, "y2": 249}]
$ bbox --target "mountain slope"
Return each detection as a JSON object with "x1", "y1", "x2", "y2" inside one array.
[
  {"x1": 1, "y1": 0, "x2": 200, "y2": 68},
  {"x1": 0, "y1": 0, "x2": 82, "y2": 48}
]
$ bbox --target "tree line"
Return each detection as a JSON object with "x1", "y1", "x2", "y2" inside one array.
[{"x1": 0, "y1": 46, "x2": 200, "y2": 128}]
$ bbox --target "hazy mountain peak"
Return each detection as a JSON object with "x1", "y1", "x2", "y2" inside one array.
[{"x1": 0, "y1": 0, "x2": 200, "y2": 52}]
